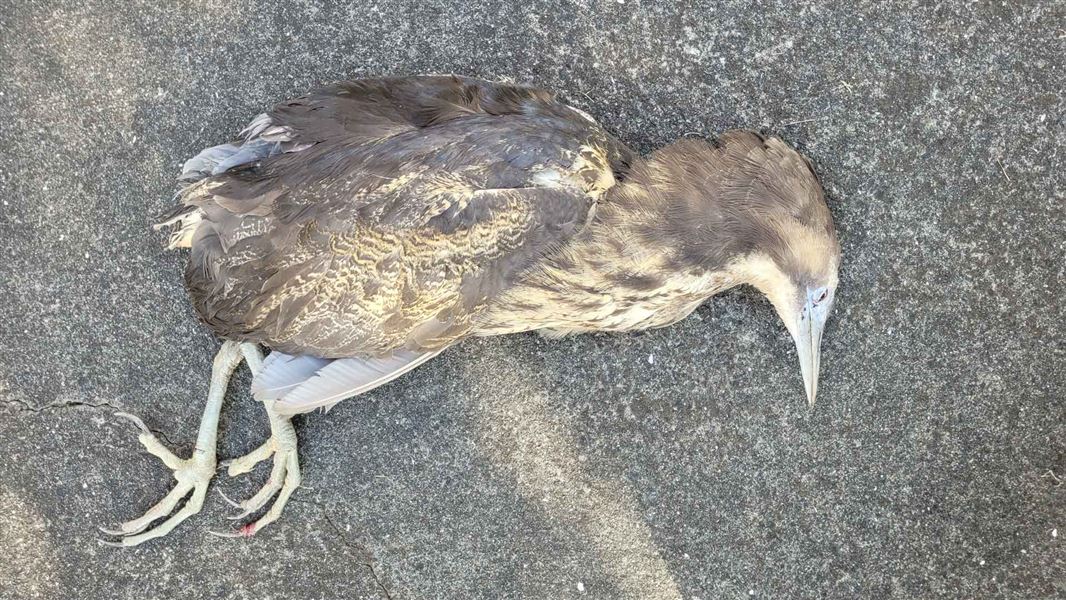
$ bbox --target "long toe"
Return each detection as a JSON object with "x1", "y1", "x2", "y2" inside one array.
[
  {"x1": 225, "y1": 449, "x2": 287, "y2": 520},
  {"x1": 112, "y1": 483, "x2": 211, "y2": 547},
  {"x1": 100, "y1": 481, "x2": 195, "y2": 537},
  {"x1": 245, "y1": 449, "x2": 302, "y2": 534},
  {"x1": 101, "y1": 411, "x2": 217, "y2": 546},
  {"x1": 218, "y1": 446, "x2": 301, "y2": 536},
  {"x1": 223, "y1": 440, "x2": 275, "y2": 476}
]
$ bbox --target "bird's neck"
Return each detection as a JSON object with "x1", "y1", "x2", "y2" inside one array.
[
  {"x1": 479, "y1": 191, "x2": 766, "y2": 335},
  {"x1": 478, "y1": 143, "x2": 795, "y2": 333},
  {"x1": 589, "y1": 147, "x2": 804, "y2": 312},
  {"x1": 586, "y1": 148, "x2": 761, "y2": 286}
]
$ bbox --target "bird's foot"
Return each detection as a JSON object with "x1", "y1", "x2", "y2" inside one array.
[
  {"x1": 99, "y1": 412, "x2": 216, "y2": 547},
  {"x1": 213, "y1": 413, "x2": 301, "y2": 537}
]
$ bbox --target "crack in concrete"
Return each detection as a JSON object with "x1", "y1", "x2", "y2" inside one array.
[
  {"x1": 2, "y1": 397, "x2": 121, "y2": 413},
  {"x1": 1, "y1": 398, "x2": 184, "y2": 448},
  {"x1": 292, "y1": 498, "x2": 395, "y2": 600}
]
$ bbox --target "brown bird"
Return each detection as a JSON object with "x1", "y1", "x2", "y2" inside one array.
[{"x1": 101, "y1": 75, "x2": 839, "y2": 546}]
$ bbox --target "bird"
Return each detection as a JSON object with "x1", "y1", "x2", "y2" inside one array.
[{"x1": 100, "y1": 75, "x2": 839, "y2": 546}]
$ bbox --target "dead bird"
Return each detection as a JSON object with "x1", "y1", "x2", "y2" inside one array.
[{"x1": 101, "y1": 75, "x2": 839, "y2": 546}]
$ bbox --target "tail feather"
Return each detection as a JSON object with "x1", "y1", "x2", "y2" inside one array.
[
  {"x1": 156, "y1": 113, "x2": 296, "y2": 250},
  {"x1": 179, "y1": 143, "x2": 241, "y2": 183},
  {"x1": 153, "y1": 202, "x2": 202, "y2": 249}
]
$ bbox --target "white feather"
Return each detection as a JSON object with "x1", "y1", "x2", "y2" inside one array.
[
  {"x1": 251, "y1": 352, "x2": 332, "y2": 402},
  {"x1": 273, "y1": 349, "x2": 444, "y2": 415}
]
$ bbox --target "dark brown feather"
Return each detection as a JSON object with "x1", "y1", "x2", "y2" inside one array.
[{"x1": 172, "y1": 75, "x2": 633, "y2": 358}]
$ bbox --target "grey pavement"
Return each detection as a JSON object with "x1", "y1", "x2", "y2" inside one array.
[{"x1": 0, "y1": 1, "x2": 1063, "y2": 598}]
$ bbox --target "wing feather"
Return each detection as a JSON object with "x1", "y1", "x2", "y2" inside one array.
[
  {"x1": 272, "y1": 348, "x2": 444, "y2": 415},
  {"x1": 250, "y1": 351, "x2": 331, "y2": 402},
  {"x1": 163, "y1": 75, "x2": 634, "y2": 362}
]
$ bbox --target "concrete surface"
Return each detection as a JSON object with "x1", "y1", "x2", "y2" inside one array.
[{"x1": 1, "y1": 0, "x2": 1063, "y2": 598}]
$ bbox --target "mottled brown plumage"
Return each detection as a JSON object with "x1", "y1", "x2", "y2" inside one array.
[
  {"x1": 105, "y1": 74, "x2": 840, "y2": 546},
  {"x1": 480, "y1": 133, "x2": 837, "y2": 337},
  {"x1": 158, "y1": 74, "x2": 839, "y2": 415},
  {"x1": 166, "y1": 76, "x2": 631, "y2": 359}
]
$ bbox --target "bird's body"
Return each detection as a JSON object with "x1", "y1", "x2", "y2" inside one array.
[
  {"x1": 167, "y1": 76, "x2": 631, "y2": 359},
  {"x1": 105, "y1": 75, "x2": 839, "y2": 545}
]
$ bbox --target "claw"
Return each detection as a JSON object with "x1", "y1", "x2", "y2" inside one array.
[
  {"x1": 217, "y1": 488, "x2": 258, "y2": 520},
  {"x1": 216, "y1": 488, "x2": 242, "y2": 509},
  {"x1": 227, "y1": 506, "x2": 257, "y2": 521},
  {"x1": 97, "y1": 524, "x2": 126, "y2": 536},
  {"x1": 113, "y1": 411, "x2": 151, "y2": 435},
  {"x1": 97, "y1": 538, "x2": 128, "y2": 548}
]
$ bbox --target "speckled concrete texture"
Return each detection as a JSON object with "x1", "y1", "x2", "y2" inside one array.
[{"x1": 0, "y1": 1, "x2": 1062, "y2": 598}]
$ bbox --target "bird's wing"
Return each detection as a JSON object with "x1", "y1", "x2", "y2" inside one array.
[
  {"x1": 254, "y1": 349, "x2": 444, "y2": 415},
  {"x1": 237, "y1": 181, "x2": 595, "y2": 413},
  {"x1": 165, "y1": 75, "x2": 631, "y2": 366},
  {"x1": 250, "y1": 351, "x2": 331, "y2": 402}
]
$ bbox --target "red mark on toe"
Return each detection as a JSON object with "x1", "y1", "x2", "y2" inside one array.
[{"x1": 239, "y1": 523, "x2": 257, "y2": 537}]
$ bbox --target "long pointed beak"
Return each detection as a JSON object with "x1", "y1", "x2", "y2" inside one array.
[{"x1": 791, "y1": 298, "x2": 825, "y2": 407}]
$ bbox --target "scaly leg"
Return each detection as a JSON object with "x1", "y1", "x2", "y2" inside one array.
[
  {"x1": 100, "y1": 341, "x2": 244, "y2": 547},
  {"x1": 212, "y1": 344, "x2": 302, "y2": 537}
]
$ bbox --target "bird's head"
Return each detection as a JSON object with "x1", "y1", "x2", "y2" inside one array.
[
  {"x1": 631, "y1": 130, "x2": 839, "y2": 405},
  {"x1": 738, "y1": 226, "x2": 839, "y2": 407},
  {"x1": 715, "y1": 132, "x2": 839, "y2": 406}
]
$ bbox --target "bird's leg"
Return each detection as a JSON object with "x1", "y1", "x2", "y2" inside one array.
[
  {"x1": 213, "y1": 344, "x2": 302, "y2": 537},
  {"x1": 101, "y1": 340, "x2": 244, "y2": 546}
]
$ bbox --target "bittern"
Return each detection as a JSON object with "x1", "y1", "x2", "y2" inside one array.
[{"x1": 101, "y1": 75, "x2": 839, "y2": 546}]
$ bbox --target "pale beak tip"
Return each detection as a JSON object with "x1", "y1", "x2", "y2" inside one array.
[
  {"x1": 785, "y1": 290, "x2": 828, "y2": 410},
  {"x1": 805, "y1": 385, "x2": 817, "y2": 408}
]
